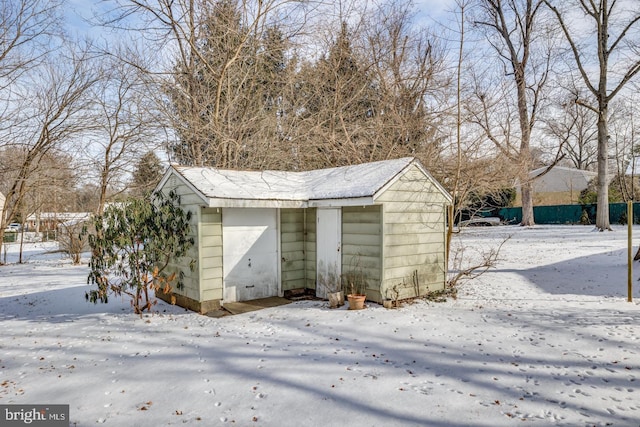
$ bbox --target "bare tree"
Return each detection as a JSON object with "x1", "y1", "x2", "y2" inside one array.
[
  {"x1": 609, "y1": 98, "x2": 640, "y2": 202},
  {"x1": 544, "y1": 0, "x2": 640, "y2": 230},
  {"x1": 1, "y1": 149, "x2": 87, "y2": 264},
  {"x1": 283, "y1": 0, "x2": 448, "y2": 170},
  {"x1": 0, "y1": 0, "x2": 62, "y2": 91},
  {"x1": 289, "y1": 19, "x2": 380, "y2": 168},
  {"x1": 543, "y1": 88, "x2": 598, "y2": 171},
  {"x1": 99, "y1": 0, "x2": 449, "y2": 172},
  {"x1": 0, "y1": 0, "x2": 63, "y2": 154},
  {"x1": 78, "y1": 49, "x2": 157, "y2": 214},
  {"x1": 472, "y1": 0, "x2": 557, "y2": 226},
  {"x1": 364, "y1": 1, "x2": 448, "y2": 169},
  {"x1": 0, "y1": 0, "x2": 71, "y2": 260},
  {"x1": 0, "y1": 46, "x2": 98, "y2": 253},
  {"x1": 447, "y1": 0, "x2": 470, "y2": 252},
  {"x1": 99, "y1": 0, "x2": 303, "y2": 169}
]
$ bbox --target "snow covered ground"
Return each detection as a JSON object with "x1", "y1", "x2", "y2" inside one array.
[{"x1": 1, "y1": 225, "x2": 640, "y2": 426}]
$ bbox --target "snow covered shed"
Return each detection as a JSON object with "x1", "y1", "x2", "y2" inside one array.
[{"x1": 155, "y1": 157, "x2": 452, "y2": 313}]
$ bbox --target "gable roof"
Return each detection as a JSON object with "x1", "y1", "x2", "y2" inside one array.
[
  {"x1": 159, "y1": 157, "x2": 451, "y2": 208},
  {"x1": 529, "y1": 166, "x2": 596, "y2": 193}
]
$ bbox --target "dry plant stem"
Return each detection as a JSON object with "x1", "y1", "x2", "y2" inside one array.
[{"x1": 448, "y1": 234, "x2": 511, "y2": 288}]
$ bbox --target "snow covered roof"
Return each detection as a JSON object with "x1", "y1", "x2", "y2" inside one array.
[
  {"x1": 26, "y1": 212, "x2": 91, "y2": 222},
  {"x1": 529, "y1": 166, "x2": 596, "y2": 193},
  {"x1": 162, "y1": 157, "x2": 449, "y2": 208}
]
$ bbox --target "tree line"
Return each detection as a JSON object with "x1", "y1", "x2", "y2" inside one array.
[{"x1": 2, "y1": 0, "x2": 640, "y2": 245}]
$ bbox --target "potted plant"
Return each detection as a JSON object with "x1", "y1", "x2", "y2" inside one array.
[{"x1": 343, "y1": 262, "x2": 366, "y2": 310}]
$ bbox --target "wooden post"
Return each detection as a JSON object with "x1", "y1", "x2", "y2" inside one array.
[
  {"x1": 628, "y1": 201, "x2": 633, "y2": 302},
  {"x1": 446, "y1": 204, "x2": 454, "y2": 265}
]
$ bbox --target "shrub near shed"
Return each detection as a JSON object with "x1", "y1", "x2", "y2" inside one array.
[{"x1": 83, "y1": 191, "x2": 195, "y2": 316}]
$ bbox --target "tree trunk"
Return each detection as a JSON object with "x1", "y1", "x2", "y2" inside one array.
[
  {"x1": 521, "y1": 179, "x2": 535, "y2": 226},
  {"x1": 595, "y1": 104, "x2": 611, "y2": 230},
  {"x1": 515, "y1": 61, "x2": 535, "y2": 226}
]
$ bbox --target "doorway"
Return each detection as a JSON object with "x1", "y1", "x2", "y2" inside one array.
[{"x1": 316, "y1": 208, "x2": 341, "y2": 299}]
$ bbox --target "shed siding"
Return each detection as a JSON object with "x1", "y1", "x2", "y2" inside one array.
[
  {"x1": 199, "y1": 208, "x2": 223, "y2": 302},
  {"x1": 280, "y1": 209, "x2": 306, "y2": 291},
  {"x1": 305, "y1": 208, "x2": 317, "y2": 290},
  {"x1": 159, "y1": 160, "x2": 451, "y2": 313},
  {"x1": 376, "y1": 164, "x2": 448, "y2": 301},
  {"x1": 160, "y1": 174, "x2": 203, "y2": 303},
  {"x1": 341, "y1": 205, "x2": 382, "y2": 301}
]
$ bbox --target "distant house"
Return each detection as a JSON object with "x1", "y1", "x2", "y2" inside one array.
[
  {"x1": 26, "y1": 212, "x2": 91, "y2": 232},
  {"x1": 154, "y1": 157, "x2": 452, "y2": 314},
  {"x1": 625, "y1": 157, "x2": 640, "y2": 177},
  {"x1": 515, "y1": 166, "x2": 597, "y2": 206}
]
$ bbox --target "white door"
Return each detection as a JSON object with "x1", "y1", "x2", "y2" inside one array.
[
  {"x1": 316, "y1": 208, "x2": 341, "y2": 299},
  {"x1": 222, "y1": 208, "x2": 279, "y2": 302}
]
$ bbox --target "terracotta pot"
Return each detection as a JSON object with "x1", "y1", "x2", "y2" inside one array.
[
  {"x1": 328, "y1": 291, "x2": 344, "y2": 308},
  {"x1": 347, "y1": 294, "x2": 366, "y2": 310}
]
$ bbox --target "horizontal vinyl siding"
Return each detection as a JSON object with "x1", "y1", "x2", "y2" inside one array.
[
  {"x1": 384, "y1": 210, "x2": 447, "y2": 225},
  {"x1": 199, "y1": 208, "x2": 223, "y2": 302},
  {"x1": 281, "y1": 209, "x2": 306, "y2": 291},
  {"x1": 377, "y1": 164, "x2": 448, "y2": 301},
  {"x1": 342, "y1": 205, "x2": 382, "y2": 301},
  {"x1": 379, "y1": 167, "x2": 450, "y2": 203},
  {"x1": 382, "y1": 189, "x2": 449, "y2": 203},
  {"x1": 160, "y1": 175, "x2": 203, "y2": 302},
  {"x1": 343, "y1": 222, "x2": 382, "y2": 235},
  {"x1": 200, "y1": 234, "x2": 223, "y2": 247},
  {"x1": 201, "y1": 265, "x2": 223, "y2": 280},
  {"x1": 384, "y1": 241, "x2": 445, "y2": 257},
  {"x1": 282, "y1": 268, "x2": 306, "y2": 281},
  {"x1": 305, "y1": 209, "x2": 317, "y2": 290},
  {"x1": 281, "y1": 241, "x2": 303, "y2": 252},
  {"x1": 281, "y1": 221, "x2": 304, "y2": 234},
  {"x1": 385, "y1": 232, "x2": 445, "y2": 246}
]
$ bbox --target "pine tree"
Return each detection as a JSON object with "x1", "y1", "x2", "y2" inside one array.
[
  {"x1": 165, "y1": 0, "x2": 291, "y2": 169},
  {"x1": 294, "y1": 21, "x2": 379, "y2": 168},
  {"x1": 131, "y1": 151, "x2": 164, "y2": 197}
]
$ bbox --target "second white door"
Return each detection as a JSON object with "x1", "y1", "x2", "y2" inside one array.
[{"x1": 316, "y1": 208, "x2": 341, "y2": 299}]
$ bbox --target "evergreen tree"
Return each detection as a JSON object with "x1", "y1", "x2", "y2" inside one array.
[
  {"x1": 131, "y1": 151, "x2": 164, "y2": 197},
  {"x1": 166, "y1": 0, "x2": 290, "y2": 169},
  {"x1": 294, "y1": 21, "x2": 379, "y2": 168}
]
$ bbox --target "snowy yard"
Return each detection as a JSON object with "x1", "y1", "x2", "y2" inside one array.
[{"x1": 1, "y1": 225, "x2": 640, "y2": 426}]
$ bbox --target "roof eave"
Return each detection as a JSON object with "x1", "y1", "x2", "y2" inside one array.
[
  {"x1": 208, "y1": 198, "x2": 307, "y2": 209},
  {"x1": 308, "y1": 196, "x2": 374, "y2": 208}
]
